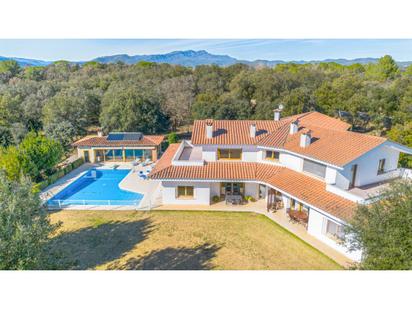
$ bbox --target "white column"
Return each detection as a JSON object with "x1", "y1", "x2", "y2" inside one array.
[{"x1": 282, "y1": 195, "x2": 291, "y2": 213}]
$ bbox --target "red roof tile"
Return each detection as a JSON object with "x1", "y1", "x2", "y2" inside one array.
[
  {"x1": 150, "y1": 144, "x2": 356, "y2": 221},
  {"x1": 73, "y1": 135, "x2": 164, "y2": 147},
  {"x1": 191, "y1": 111, "x2": 385, "y2": 167}
]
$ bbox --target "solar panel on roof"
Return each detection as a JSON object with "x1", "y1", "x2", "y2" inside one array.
[{"x1": 107, "y1": 132, "x2": 143, "y2": 141}]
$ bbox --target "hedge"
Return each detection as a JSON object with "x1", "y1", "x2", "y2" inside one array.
[{"x1": 35, "y1": 157, "x2": 85, "y2": 191}]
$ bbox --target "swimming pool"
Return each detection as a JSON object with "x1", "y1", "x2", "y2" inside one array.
[{"x1": 48, "y1": 169, "x2": 144, "y2": 207}]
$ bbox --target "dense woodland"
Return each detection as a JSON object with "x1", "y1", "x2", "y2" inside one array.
[{"x1": 0, "y1": 55, "x2": 411, "y2": 172}]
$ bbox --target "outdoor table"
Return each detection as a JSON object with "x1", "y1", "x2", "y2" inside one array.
[
  {"x1": 288, "y1": 210, "x2": 309, "y2": 225},
  {"x1": 225, "y1": 194, "x2": 243, "y2": 205}
]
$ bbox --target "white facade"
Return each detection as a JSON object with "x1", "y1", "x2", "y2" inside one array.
[
  {"x1": 336, "y1": 142, "x2": 400, "y2": 190},
  {"x1": 162, "y1": 181, "x2": 211, "y2": 205},
  {"x1": 158, "y1": 138, "x2": 411, "y2": 262},
  {"x1": 307, "y1": 209, "x2": 362, "y2": 261}
]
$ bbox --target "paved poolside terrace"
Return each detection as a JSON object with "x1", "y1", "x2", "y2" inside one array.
[{"x1": 41, "y1": 162, "x2": 161, "y2": 210}]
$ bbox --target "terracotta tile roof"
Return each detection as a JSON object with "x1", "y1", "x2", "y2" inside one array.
[
  {"x1": 258, "y1": 123, "x2": 291, "y2": 148},
  {"x1": 263, "y1": 168, "x2": 356, "y2": 221},
  {"x1": 191, "y1": 118, "x2": 291, "y2": 145},
  {"x1": 191, "y1": 111, "x2": 385, "y2": 167},
  {"x1": 149, "y1": 143, "x2": 180, "y2": 175},
  {"x1": 191, "y1": 112, "x2": 350, "y2": 146},
  {"x1": 282, "y1": 126, "x2": 386, "y2": 166},
  {"x1": 298, "y1": 111, "x2": 351, "y2": 131},
  {"x1": 73, "y1": 135, "x2": 164, "y2": 147},
  {"x1": 150, "y1": 144, "x2": 356, "y2": 221}
]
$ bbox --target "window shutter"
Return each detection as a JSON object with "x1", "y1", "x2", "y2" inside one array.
[{"x1": 303, "y1": 159, "x2": 327, "y2": 178}]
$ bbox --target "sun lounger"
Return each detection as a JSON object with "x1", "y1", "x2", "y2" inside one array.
[
  {"x1": 132, "y1": 158, "x2": 141, "y2": 166},
  {"x1": 141, "y1": 159, "x2": 152, "y2": 166}
]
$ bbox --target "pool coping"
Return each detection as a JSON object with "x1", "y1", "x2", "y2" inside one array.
[{"x1": 41, "y1": 163, "x2": 148, "y2": 209}]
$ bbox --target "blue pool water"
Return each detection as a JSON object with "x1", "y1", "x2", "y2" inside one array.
[{"x1": 49, "y1": 169, "x2": 143, "y2": 207}]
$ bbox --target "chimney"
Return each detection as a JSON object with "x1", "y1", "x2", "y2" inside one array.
[
  {"x1": 290, "y1": 120, "x2": 299, "y2": 134},
  {"x1": 205, "y1": 119, "x2": 213, "y2": 139},
  {"x1": 250, "y1": 122, "x2": 256, "y2": 138},
  {"x1": 273, "y1": 109, "x2": 281, "y2": 121},
  {"x1": 97, "y1": 130, "x2": 103, "y2": 137},
  {"x1": 300, "y1": 129, "x2": 312, "y2": 148}
]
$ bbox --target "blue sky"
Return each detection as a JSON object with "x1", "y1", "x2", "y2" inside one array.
[{"x1": 0, "y1": 39, "x2": 411, "y2": 62}]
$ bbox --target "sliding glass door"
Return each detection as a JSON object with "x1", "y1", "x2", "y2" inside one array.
[
  {"x1": 220, "y1": 182, "x2": 245, "y2": 196},
  {"x1": 93, "y1": 148, "x2": 153, "y2": 162}
]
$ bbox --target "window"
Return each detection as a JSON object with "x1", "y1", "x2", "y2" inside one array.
[
  {"x1": 218, "y1": 148, "x2": 242, "y2": 160},
  {"x1": 323, "y1": 219, "x2": 344, "y2": 241},
  {"x1": 303, "y1": 159, "x2": 327, "y2": 178},
  {"x1": 220, "y1": 182, "x2": 245, "y2": 196},
  {"x1": 377, "y1": 159, "x2": 386, "y2": 175},
  {"x1": 176, "y1": 186, "x2": 194, "y2": 199},
  {"x1": 265, "y1": 150, "x2": 280, "y2": 161}
]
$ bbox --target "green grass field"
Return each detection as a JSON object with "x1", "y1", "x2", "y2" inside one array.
[{"x1": 49, "y1": 210, "x2": 342, "y2": 270}]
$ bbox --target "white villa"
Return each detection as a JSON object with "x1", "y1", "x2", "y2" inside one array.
[{"x1": 149, "y1": 110, "x2": 412, "y2": 260}]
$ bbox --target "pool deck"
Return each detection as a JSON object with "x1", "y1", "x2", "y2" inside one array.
[
  {"x1": 118, "y1": 168, "x2": 161, "y2": 209},
  {"x1": 40, "y1": 163, "x2": 95, "y2": 201},
  {"x1": 41, "y1": 162, "x2": 160, "y2": 210}
]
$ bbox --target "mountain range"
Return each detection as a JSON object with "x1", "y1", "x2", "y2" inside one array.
[{"x1": 1, "y1": 50, "x2": 411, "y2": 68}]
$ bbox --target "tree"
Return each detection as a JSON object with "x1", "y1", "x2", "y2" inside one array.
[
  {"x1": 191, "y1": 93, "x2": 220, "y2": 119},
  {"x1": 23, "y1": 66, "x2": 45, "y2": 81},
  {"x1": 0, "y1": 172, "x2": 61, "y2": 270},
  {"x1": 215, "y1": 95, "x2": 253, "y2": 120},
  {"x1": 366, "y1": 55, "x2": 399, "y2": 81},
  {"x1": 167, "y1": 132, "x2": 179, "y2": 144},
  {"x1": 9, "y1": 122, "x2": 28, "y2": 145},
  {"x1": 387, "y1": 122, "x2": 412, "y2": 168},
  {"x1": 346, "y1": 180, "x2": 412, "y2": 270},
  {"x1": 0, "y1": 126, "x2": 13, "y2": 147},
  {"x1": 404, "y1": 64, "x2": 412, "y2": 76},
  {"x1": 281, "y1": 87, "x2": 316, "y2": 116},
  {"x1": 43, "y1": 88, "x2": 100, "y2": 135},
  {"x1": 100, "y1": 83, "x2": 169, "y2": 133},
  {"x1": 0, "y1": 60, "x2": 20, "y2": 79},
  {"x1": 0, "y1": 92, "x2": 23, "y2": 126},
  {"x1": 18, "y1": 132, "x2": 63, "y2": 181},
  {"x1": 315, "y1": 75, "x2": 364, "y2": 116},
  {"x1": 0, "y1": 146, "x2": 22, "y2": 181},
  {"x1": 160, "y1": 75, "x2": 195, "y2": 130},
  {"x1": 44, "y1": 121, "x2": 76, "y2": 150}
]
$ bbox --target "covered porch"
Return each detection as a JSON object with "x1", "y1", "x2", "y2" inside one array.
[
  {"x1": 212, "y1": 182, "x2": 310, "y2": 228},
  {"x1": 78, "y1": 147, "x2": 158, "y2": 163},
  {"x1": 266, "y1": 186, "x2": 309, "y2": 228},
  {"x1": 213, "y1": 182, "x2": 265, "y2": 205}
]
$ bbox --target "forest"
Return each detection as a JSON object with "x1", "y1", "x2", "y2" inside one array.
[{"x1": 0, "y1": 55, "x2": 411, "y2": 170}]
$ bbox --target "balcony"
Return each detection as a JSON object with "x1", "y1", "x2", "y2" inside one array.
[
  {"x1": 179, "y1": 145, "x2": 203, "y2": 161},
  {"x1": 172, "y1": 141, "x2": 204, "y2": 166},
  {"x1": 328, "y1": 168, "x2": 412, "y2": 203}
]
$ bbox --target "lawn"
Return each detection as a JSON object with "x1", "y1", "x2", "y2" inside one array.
[{"x1": 49, "y1": 210, "x2": 342, "y2": 270}]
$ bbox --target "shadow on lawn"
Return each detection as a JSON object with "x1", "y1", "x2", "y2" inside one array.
[
  {"x1": 50, "y1": 219, "x2": 154, "y2": 270},
  {"x1": 107, "y1": 243, "x2": 221, "y2": 270}
]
